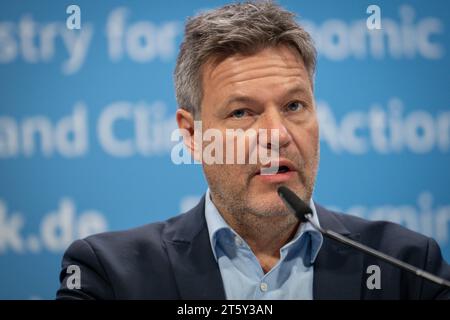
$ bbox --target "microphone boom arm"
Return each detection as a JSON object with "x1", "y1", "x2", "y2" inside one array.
[
  {"x1": 277, "y1": 185, "x2": 450, "y2": 289},
  {"x1": 304, "y1": 213, "x2": 450, "y2": 288}
]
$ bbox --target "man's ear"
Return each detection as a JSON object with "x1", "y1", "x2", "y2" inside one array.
[{"x1": 176, "y1": 108, "x2": 201, "y2": 162}]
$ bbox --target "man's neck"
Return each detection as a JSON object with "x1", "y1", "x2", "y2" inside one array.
[{"x1": 210, "y1": 194, "x2": 300, "y2": 272}]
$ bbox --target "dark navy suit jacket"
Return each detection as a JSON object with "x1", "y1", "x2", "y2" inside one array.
[{"x1": 56, "y1": 196, "x2": 450, "y2": 299}]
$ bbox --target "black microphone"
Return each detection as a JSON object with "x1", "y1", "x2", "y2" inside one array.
[{"x1": 277, "y1": 185, "x2": 450, "y2": 289}]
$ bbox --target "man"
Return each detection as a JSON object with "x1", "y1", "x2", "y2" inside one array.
[{"x1": 57, "y1": 1, "x2": 450, "y2": 299}]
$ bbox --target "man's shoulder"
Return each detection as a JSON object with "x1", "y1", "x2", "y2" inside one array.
[
  {"x1": 82, "y1": 220, "x2": 167, "y2": 250},
  {"x1": 57, "y1": 210, "x2": 198, "y2": 299},
  {"x1": 76, "y1": 198, "x2": 205, "y2": 254},
  {"x1": 316, "y1": 203, "x2": 431, "y2": 251},
  {"x1": 314, "y1": 204, "x2": 450, "y2": 300}
]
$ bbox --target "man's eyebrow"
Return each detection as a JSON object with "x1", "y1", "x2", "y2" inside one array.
[
  {"x1": 284, "y1": 86, "x2": 310, "y2": 98},
  {"x1": 222, "y1": 86, "x2": 310, "y2": 109},
  {"x1": 222, "y1": 95, "x2": 258, "y2": 108}
]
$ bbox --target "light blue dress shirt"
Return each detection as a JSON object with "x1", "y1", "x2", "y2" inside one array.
[{"x1": 204, "y1": 189, "x2": 323, "y2": 300}]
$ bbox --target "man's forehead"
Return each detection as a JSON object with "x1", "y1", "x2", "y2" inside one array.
[{"x1": 203, "y1": 45, "x2": 307, "y2": 84}]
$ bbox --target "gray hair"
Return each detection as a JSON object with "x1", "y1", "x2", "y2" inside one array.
[{"x1": 174, "y1": 1, "x2": 317, "y2": 118}]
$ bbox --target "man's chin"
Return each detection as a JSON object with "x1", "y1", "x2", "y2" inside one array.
[
  {"x1": 246, "y1": 190, "x2": 294, "y2": 217},
  {"x1": 247, "y1": 181, "x2": 310, "y2": 211}
]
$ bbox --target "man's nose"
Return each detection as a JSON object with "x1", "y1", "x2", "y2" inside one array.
[{"x1": 256, "y1": 108, "x2": 292, "y2": 150}]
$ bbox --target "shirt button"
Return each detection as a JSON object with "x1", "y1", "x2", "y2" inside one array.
[
  {"x1": 235, "y1": 237, "x2": 243, "y2": 247},
  {"x1": 260, "y1": 282, "x2": 268, "y2": 292}
]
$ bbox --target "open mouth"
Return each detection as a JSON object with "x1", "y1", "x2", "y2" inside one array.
[
  {"x1": 254, "y1": 160, "x2": 297, "y2": 182},
  {"x1": 256, "y1": 164, "x2": 294, "y2": 175},
  {"x1": 254, "y1": 159, "x2": 297, "y2": 177},
  {"x1": 276, "y1": 165, "x2": 290, "y2": 174}
]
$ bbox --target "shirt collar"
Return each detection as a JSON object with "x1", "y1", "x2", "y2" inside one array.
[{"x1": 204, "y1": 188, "x2": 323, "y2": 264}]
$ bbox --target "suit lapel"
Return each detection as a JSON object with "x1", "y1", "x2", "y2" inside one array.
[
  {"x1": 313, "y1": 204, "x2": 364, "y2": 300},
  {"x1": 163, "y1": 196, "x2": 226, "y2": 299}
]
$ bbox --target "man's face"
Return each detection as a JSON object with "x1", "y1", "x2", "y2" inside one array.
[{"x1": 199, "y1": 45, "x2": 319, "y2": 217}]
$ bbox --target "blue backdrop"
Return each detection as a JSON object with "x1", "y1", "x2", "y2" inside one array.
[{"x1": 0, "y1": 0, "x2": 449, "y2": 299}]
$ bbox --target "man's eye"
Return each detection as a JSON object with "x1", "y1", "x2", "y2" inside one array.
[
  {"x1": 230, "y1": 109, "x2": 248, "y2": 118},
  {"x1": 286, "y1": 102, "x2": 304, "y2": 112}
]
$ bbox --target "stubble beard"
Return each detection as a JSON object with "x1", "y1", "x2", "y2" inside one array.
[{"x1": 205, "y1": 147, "x2": 320, "y2": 236}]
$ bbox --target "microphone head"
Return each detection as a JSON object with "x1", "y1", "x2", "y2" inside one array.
[{"x1": 277, "y1": 186, "x2": 312, "y2": 222}]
